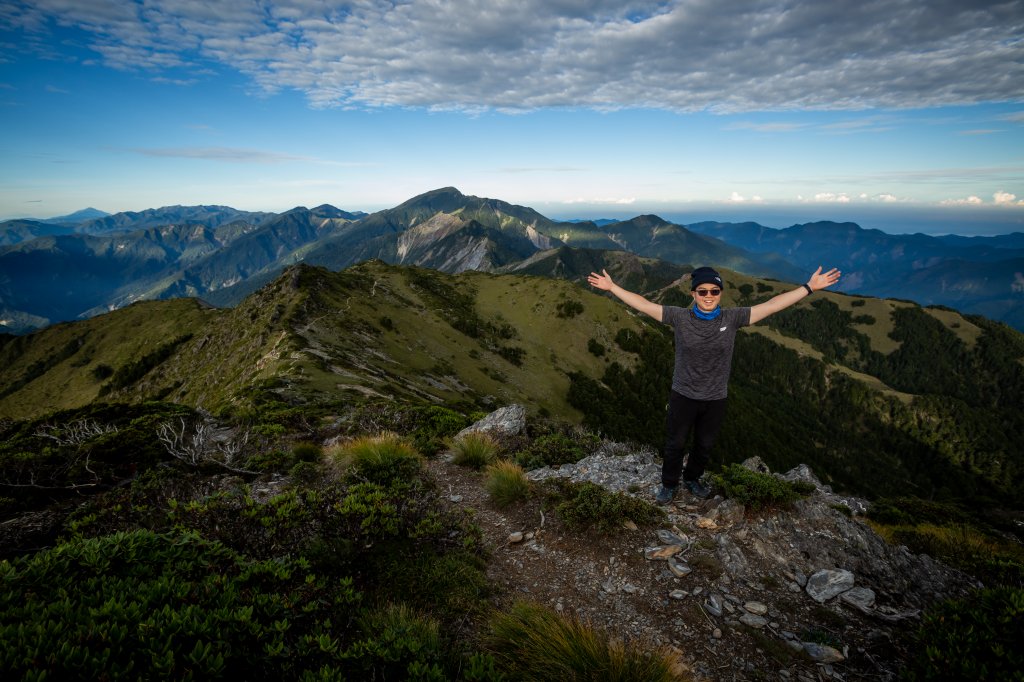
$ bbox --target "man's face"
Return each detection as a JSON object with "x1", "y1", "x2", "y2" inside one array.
[{"x1": 691, "y1": 285, "x2": 722, "y2": 312}]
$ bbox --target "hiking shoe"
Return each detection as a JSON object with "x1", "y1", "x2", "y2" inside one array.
[
  {"x1": 684, "y1": 479, "x2": 711, "y2": 499},
  {"x1": 655, "y1": 485, "x2": 677, "y2": 505}
]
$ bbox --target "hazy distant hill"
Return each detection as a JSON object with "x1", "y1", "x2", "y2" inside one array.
[
  {"x1": 0, "y1": 219, "x2": 76, "y2": 247},
  {"x1": 40, "y1": 207, "x2": 110, "y2": 225},
  {"x1": 74, "y1": 205, "x2": 278, "y2": 235}
]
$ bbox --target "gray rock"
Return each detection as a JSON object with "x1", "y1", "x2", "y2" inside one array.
[
  {"x1": 743, "y1": 601, "x2": 769, "y2": 615},
  {"x1": 739, "y1": 613, "x2": 768, "y2": 628},
  {"x1": 645, "y1": 545, "x2": 684, "y2": 560},
  {"x1": 669, "y1": 589, "x2": 687, "y2": 600},
  {"x1": 457, "y1": 404, "x2": 525, "y2": 439},
  {"x1": 806, "y1": 568, "x2": 855, "y2": 603},
  {"x1": 657, "y1": 529, "x2": 689, "y2": 546},
  {"x1": 802, "y1": 642, "x2": 845, "y2": 663},
  {"x1": 741, "y1": 456, "x2": 772, "y2": 474},
  {"x1": 704, "y1": 594, "x2": 723, "y2": 617},
  {"x1": 668, "y1": 555, "x2": 692, "y2": 577},
  {"x1": 841, "y1": 586, "x2": 877, "y2": 611},
  {"x1": 707, "y1": 499, "x2": 745, "y2": 526}
]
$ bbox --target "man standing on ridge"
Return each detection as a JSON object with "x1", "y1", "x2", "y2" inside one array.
[{"x1": 587, "y1": 265, "x2": 841, "y2": 503}]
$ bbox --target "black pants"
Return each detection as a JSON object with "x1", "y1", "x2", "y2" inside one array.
[{"x1": 662, "y1": 391, "x2": 728, "y2": 487}]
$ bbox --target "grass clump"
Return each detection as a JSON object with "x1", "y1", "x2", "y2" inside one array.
[
  {"x1": 711, "y1": 464, "x2": 814, "y2": 512},
  {"x1": 544, "y1": 479, "x2": 664, "y2": 534},
  {"x1": 904, "y1": 587, "x2": 1024, "y2": 681},
  {"x1": 327, "y1": 432, "x2": 424, "y2": 485},
  {"x1": 450, "y1": 431, "x2": 498, "y2": 469},
  {"x1": 487, "y1": 601, "x2": 681, "y2": 681},
  {"x1": 484, "y1": 460, "x2": 531, "y2": 508}
]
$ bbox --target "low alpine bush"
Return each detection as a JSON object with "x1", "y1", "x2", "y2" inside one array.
[
  {"x1": 712, "y1": 464, "x2": 814, "y2": 512},
  {"x1": 543, "y1": 479, "x2": 664, "y2": 534}
]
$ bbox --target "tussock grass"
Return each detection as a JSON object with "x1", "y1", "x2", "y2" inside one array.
[
  {"x1": 326, "y1": 432, "x2": 424, "y2": 484},
  {"x1": 484, "y1": 460, "x2": 531, "y2": 508},
  {"x1": 487, "y1": 601, "x2": 684, "y2": 681},
  {"x1": 449, "y1": 431, "x2": 498, "y2": 469}
]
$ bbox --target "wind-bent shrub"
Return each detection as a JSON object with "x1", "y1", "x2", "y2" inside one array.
[
  {"x1": 451, "y1": 432, "x2": 498, "y2": 469},
  {"x1": 484, "y1": 460, "x2": 531, "y2": 508},
  {"x1": 487, "y1": 601, "x2": 680, "y2": 681}
]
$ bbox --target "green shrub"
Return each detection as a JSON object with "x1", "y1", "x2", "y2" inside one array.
[
  {"x1": 587, "y1": 338, "x2": 606, "y2": 357},
  {"x1": 246, "y1": 449, "x2": 294, "y2": 472},
  {"x1": 514, "y1": 432, "x2": 599, "y2": 471},
  {"x1": 904, "y1": 587, "x2": 1024, "y2": 681},
  {"x1": 451, "y1": 432, "x2": 498, "y2": 469},
  {"x1": 292, "y1": 441, "x2": 322, "y2": 463},
  {"x1": 484, "y1": 461, "x2": 531, "y2": 508},
  {"x1": 544, "y1": 479, "x2": 664, "y2": 534},
  {"x1": 712, "y1": 464, "x2": 813, "y2": 512},
  {"x1": 487, "y1": 601, "x2": 679, "y2": 681},
  {"x1": 408, "y1": 405, "x2": 473, "y2": 456},
  {"x1": 348, "y1": 603, "x2": 445, "y2": 680},
  {"x1": 867, "y1": 496, "x2": 974, "y2": 527},
  {"x1": 556, "y1": 300, "x2": 584, "y2": 318},
  {"x1": 289, "y1": 460, "x2": 321, "y2": 487},
  {"x1": 0, "y1": 530, "x2": 362, "y2": 680}
]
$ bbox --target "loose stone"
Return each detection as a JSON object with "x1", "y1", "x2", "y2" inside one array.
[
  {"x1": 645, "y1": 544, "x2": 684, "y2": 560},
  {"x1": 657, "y1": 529, "x2": 689, "y2": 546},
  {"x1": 802, "y1": 642, "x2": 845, "y2": 663},
  {"x1": 508, "y1": 532, "x2": 524, "y2": 543},
  {"x1": 744, "y1": 601, "x2": 769, "y2": 615},
  {"x1": 669, "y1": 589, "x2": 687, "y2": 600},
  {"x1": 806, "y1": 568, "x2": 855, "y2": 602},
  {"x1": 668, "y1": 556, "x2": 692, "y2": 577}
]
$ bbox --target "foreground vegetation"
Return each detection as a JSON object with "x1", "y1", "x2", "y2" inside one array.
[{"x1": 0, "y1": 401, "x2": 684, "y2": 680}]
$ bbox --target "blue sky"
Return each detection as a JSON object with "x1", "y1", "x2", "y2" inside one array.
[{"x1": 1, "y1": 0, "x2": 1023, "y2": 234}]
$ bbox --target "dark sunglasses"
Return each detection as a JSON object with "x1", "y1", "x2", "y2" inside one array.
[{"x1": 695, "y1": 288, "x2": 722, "y2": 296}]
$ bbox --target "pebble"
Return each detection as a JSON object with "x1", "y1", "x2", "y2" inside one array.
[
  {"x1": 713, "y1": 628, "x2": 722, "y2": 639},
  {"x1": 657, "y1": 529, "x2": 688, "y2": 546},
  {"x1": 508, "y1": 532, "x2": 524, "y2": 543},
  {"x1": 669, "y1": 589, "x2": 687, "y2": 600}
]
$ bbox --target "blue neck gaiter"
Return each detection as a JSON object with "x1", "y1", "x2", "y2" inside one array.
[{"x1": 692, "y1": 305, "x2": 722, "y2": 320}]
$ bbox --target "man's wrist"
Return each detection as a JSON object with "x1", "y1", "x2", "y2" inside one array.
[{"x1": 802, "y1": 283, "x2": 813, "y2": 295}]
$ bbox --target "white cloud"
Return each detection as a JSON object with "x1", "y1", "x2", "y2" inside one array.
[
  {"x1": 940, "y1": 196, "x2": 984, "y2": 205},
  {"x1": 6, "y1": 0, "x2": 1024, "y2": 113},
  {"x1": 994, "y1": 191, "x2": 1024, "y2": 206},
  {"x1": 727, "y1": 192, "x2": 763, "y2": 203},
  {"x1": 810, "y1": 192, "x2": 851, "y2": 203}
]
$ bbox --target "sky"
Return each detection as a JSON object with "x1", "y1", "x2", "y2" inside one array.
[{"x1": 1, "y1": 0, "x2": 1023, "y2": 235}]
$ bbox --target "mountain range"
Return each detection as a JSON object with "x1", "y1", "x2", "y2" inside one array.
[{"x1": 1, "y1": 187, "x2": 1022, "y2": 334}]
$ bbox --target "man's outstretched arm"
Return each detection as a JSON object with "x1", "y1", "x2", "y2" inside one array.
[
  {"x1": 587, "y1": 269, "x2": 663, "y2": 322},
  {"x1": 749, "y1": 266, "x2": 841, "y2": 325}
]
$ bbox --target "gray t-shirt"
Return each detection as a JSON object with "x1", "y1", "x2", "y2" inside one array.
[{"x1": 661, "y1": 306, "x2": 752, "y2": 400}]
